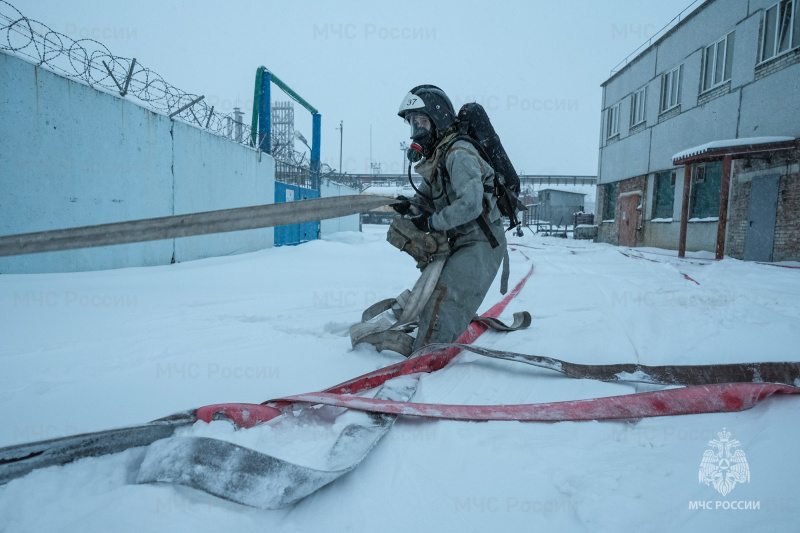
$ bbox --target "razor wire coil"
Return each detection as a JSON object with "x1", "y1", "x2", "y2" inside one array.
[{"x1": 0, "y1": 0, "x2": 256, "y2": 147}]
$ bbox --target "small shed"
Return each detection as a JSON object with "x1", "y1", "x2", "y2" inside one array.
[{"x1": 536, "y1": 188, "x2": 586, "y2": 225}]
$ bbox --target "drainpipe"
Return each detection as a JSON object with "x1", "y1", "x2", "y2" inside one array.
[
  {"x1": 678, "y1": 163, "x2": 692, "y2": 258},
  {"x1": 715, "y1": 155, "x2": 733, "y2": 260}
]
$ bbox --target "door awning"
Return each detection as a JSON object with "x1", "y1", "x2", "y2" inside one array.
[{"x1": 672, "y1": 137, "x2": 796, "y2": 165}]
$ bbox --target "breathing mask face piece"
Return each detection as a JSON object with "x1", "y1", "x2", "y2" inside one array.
[{"x1": 405, "y1": 112, "x2": 435, "y2": 163}]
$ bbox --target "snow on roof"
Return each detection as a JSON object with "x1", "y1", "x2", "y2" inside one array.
[
  {"x1": 671, "y1": 137, "x2": 795, "y2": 162},
  {"x1": 538, "y1": 187, "x2": 587, "y2": 196}
]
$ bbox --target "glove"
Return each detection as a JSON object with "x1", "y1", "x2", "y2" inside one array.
[
  {"x1": 411, "y1": 215, "x2": 432, "y2": 233},
  {"x1": 392, "y1": 195, "x2": 412, "y2": 216}
]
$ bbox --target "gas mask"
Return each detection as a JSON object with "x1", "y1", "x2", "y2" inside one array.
[{"x1": 405, "y1": 112, "x2": 435, "y2": 163}]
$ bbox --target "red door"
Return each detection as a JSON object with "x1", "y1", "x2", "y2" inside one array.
[{"x1": 618, "y1": 194, "x2": 639, "y2": 247}]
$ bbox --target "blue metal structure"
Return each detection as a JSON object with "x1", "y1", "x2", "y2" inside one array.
[
  {"x1": 250, "y1": 67, "x2": 323, "y2": 245},
  {"x1": 251, "y1": 67, "x2": 321, "y2": 191},
  {"x1": 257, "y1": 71, "x2": 271, "y2": 152},
  {"x1": 310, "y1": 112, "x2": 321, "y2": 190},
  {"x1": 273, "y1": 182, "x2": 320, "y2": 246}
]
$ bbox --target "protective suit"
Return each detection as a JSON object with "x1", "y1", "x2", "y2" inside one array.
[
  {"x1": 348, "y1": 84, "x2": 510, "y2": 356},
  {"x1": 407, "y1": 135, "x2": 506, "y2": 350}
]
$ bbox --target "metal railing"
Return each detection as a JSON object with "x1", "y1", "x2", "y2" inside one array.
[{"x1": 609, "y1": 0, "x2": 706, "y2": 77}]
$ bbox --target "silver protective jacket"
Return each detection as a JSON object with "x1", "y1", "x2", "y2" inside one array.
[
  {"x1": 407, "y1": 135, "x2": 507, "y2": 350},
  {"x1": 411, "y1": 138, "x2": 502, "y2": 236}
]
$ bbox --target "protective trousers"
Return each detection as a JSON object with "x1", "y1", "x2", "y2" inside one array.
[{"x1": 413, "y1": 221, "x2": 506, "y2": 351}]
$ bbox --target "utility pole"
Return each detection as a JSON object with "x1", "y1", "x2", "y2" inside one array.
[{"x1": 336, "y1": 121, "x2": 343, "y2": 174}]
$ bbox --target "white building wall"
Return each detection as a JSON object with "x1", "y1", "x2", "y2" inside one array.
[
  {"x1": 739, "y1": 62, "x2": 800, "y2": 137},
  {"x1": 679, "y1": 50, "x2": 703, "y2": 112},
  {"x1": 648, "y1": 90, "x2": 741, "y2": 172},
  {"x1": 654, "y1": 0, "x2": 749, "y2": 73},
  {"x1": 604, "y1": 49, "x2": 657, "y2": 107},
  {"x1": 600, "y1": 130, "x2": 651, "y2": 183},
  {"x1": 596, "y1": 0, "x2": 800, "y2": 252},
  {"x1": 598, "y1": 0, "x2": 800, "y2": 181},
  {"x1": 730, "y1": 13, "x2": 761, "y2": 88}
]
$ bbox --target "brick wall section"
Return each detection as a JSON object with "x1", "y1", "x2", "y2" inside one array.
[
  {"x1": 774, "y1": 163, "x2": 800, "y2": 262},
  {"x1": 727, "y1": 150, "x2": 800, "y2": 261},
  {"x1": 658, "y1": 106, "x2": 681, "y2": 124},
  {"x1": 629, "y1": 122, "x2": 647, "y2": 136},
  {"x1": 726, "y1": 168, "x2": 750, "y2": 259},
  {"x1": 595, "y1": 184, "x2": 616, "y2": 244},
  {"x1": 596, "y1": 175, "x2": 647, "y2": 246},
  {"x1": 754, "y1": 48, "x2": 800, "y2": 81},
  {"x1": 618, "y1": 175, "x2": 648, "y2": 247},
  {"x1": 697, "y1": 81, "x2": 731, "y2": 106}
]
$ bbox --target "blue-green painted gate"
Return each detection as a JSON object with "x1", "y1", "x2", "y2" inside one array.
[{"x1": 274, "y1": 182, "x2": 319, "y2": 246}]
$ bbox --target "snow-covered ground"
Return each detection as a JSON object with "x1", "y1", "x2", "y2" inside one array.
[{"x1": 1, "y1": 226, "x2": 799, "y2": 532}]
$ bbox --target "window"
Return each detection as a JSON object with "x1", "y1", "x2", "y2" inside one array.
[
  {"x1": 690, "y1": 162, "x2": 722, "y2": 219},
  {"x1": 630, "y1": 87, "x2": 646, "y2": 126},
  {"x1": 653, "y1": 171, "x2": 675, "y2": 219},
  {"x1": 702, "y1": 31, "x2": 735, "y2": 91},
  {"x1": 660, "y1": 65, "x2": 682, "y2": 112},
  {"x1": 606, "y1": 103, "x2": 620, "y2": 138},
  {"x1": 603, "y1": 182, "x2": 617, "y2": 221},
  {"x1": 694, "y1": 165, "x2": 706, "y2": 183},
  {"x1": 761, "y1": 0, "x2": 800, "y2": 62}
]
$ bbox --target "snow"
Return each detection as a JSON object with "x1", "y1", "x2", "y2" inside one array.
[
  {"x1": 651, "y1": 217, "x2": 673, "y2": 223},
  {"x1": 671, "y1": 136, "x2": 795, "y2": 162},
  {"x1": 689, "y1": 217, "x2": 719, "y2": 223},
  {"x1": 2, "y1": 227, "x2": 800, "y2": 531},
  {"x1": 614, "y1": 370, "x2": 655, "y2": 383},
  {"x1": 537, "y1": 186, "x2": 587, "y2": 196}
]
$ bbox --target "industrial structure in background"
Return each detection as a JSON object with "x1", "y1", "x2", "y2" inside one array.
[
  {"x1": 597, "y1": 0, "x2": 800, "y2": 261},
  {"x1": 267, "y1": 101, "x2": 329, "y2": 188}
]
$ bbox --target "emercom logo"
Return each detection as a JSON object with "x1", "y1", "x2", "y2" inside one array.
[{"x1": 698, "y1": 427, "x2": 751, "y2": 496}]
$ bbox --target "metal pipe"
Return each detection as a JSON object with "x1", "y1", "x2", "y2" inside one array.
[
  {"x1": 250, "y1": 67, "x2": 264, "y2": 147},
  {"x1": 264, "y1": 70, "x2": 319, "y2": 115},
  {"x1": 169, "y1": 95, "x2": 205, "y2": 119},
  {"x1": 311, "y1": 113, "x2": 321, "y2": 190},
  {"x1": 121, "y1": 58, "x2": 136, "y2": 97},
  {"x1": 258, "y1": 70, "x2": 271, "y2": 153}
]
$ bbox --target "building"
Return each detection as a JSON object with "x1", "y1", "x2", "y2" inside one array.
[
  {"x1": 535, "y1": 188, "x2": 587, "y2": 226},
  {"x1": 596, "y1": 0, "x2": 800, "y2": 261}
]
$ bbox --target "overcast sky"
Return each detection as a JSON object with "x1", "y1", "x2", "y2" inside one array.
[{"x1": 13, "y1": 0, "x2": 699, "y2": 176}]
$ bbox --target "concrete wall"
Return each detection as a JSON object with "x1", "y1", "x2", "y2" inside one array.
[
  {"x1": 320, "y1": 180, "x2": 361, "y2": 236},
  {"x1": 0, "y1": 52, "x2": 275, "y2": 274},
  {"x1": 172, "y1": 121, "x2": 273, "y2": 262},
  {"x1": 644, "y1": 220, "x2": 719, "y2": 252},
  {"x1": 739, "y1": 62, "x2": 800, "y2": 137}
]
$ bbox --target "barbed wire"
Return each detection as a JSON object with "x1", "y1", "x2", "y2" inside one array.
[{"x1": 0, "y1": 0, "x2": 259, "y2": 147}]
